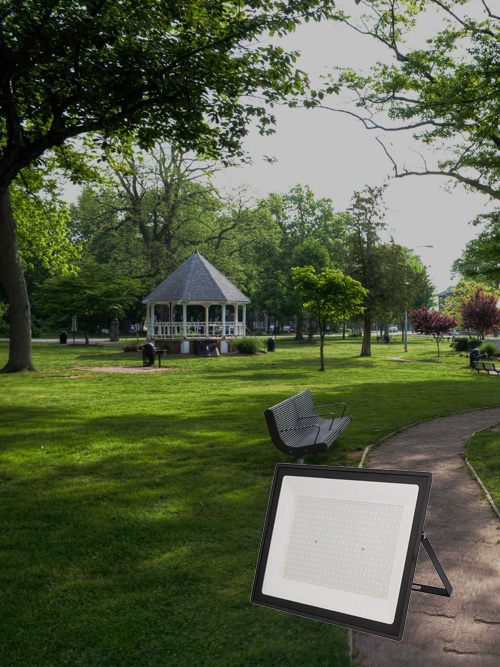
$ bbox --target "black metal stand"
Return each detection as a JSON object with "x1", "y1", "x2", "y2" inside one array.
[{"x1": 412, "y1": 533, "x2": 453, "y2": 597}]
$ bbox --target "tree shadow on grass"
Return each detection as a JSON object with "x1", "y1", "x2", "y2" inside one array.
[{"x1": 1, "y1": 376, "x2": 499, "y2": 665}]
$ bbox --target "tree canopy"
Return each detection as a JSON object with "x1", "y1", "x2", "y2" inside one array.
[
  {"x1": 453, "y1": 210, "x2": 500, "y2": 284},
  {"x1": 292, "y1": 265, "x2": 366, "y2": 370},
  {"x1": 410, "y1": 307, "x2": 457, "y2": 356},
  {"x1": 441, "y1": 279, "x2": 498, "y2": 324},
  {"x1": 254, "y1": 184, "x2": 347, "y2": 337},
  {"x1": 343, "y1": 186, "x2": 424, "y2": 356},
  {"x1": 326, "y1": 0, "x2": 500, "y2": 200},
  {"x1": 34, "y1": 263, "x2": 142, "y2": 344},
  {"x1": 0, "y1": 0, "x2": 338, "y2": 372},
  {"x1": 459, "y1": 286, "x2": 500, "y2": 339}
]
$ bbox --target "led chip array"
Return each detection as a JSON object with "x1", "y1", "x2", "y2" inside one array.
[{"x1": 282, "y1": 496, "x2": 404, "y2": 599}]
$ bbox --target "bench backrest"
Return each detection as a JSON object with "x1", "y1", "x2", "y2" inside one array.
[
  {"x1": 483, "y1": 362, "x2": 495, "y2": 371},
  {"x1": 265, "y1": 390, "x2": 318, "y2": 453}
]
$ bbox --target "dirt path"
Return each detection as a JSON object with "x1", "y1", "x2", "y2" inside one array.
[{"x1": 354, "y1": 408, "x2": 500, "y2": 666}]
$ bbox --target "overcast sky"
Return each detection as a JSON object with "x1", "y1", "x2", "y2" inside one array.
[
  {"x1": 63, "y1": 6, "x2": 493, "y2": 294},
  {"x1": 213, "y1": 9, "x2": 495, "y2": 294}
]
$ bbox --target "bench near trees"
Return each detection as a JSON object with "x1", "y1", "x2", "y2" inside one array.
[
  {"x1": 474, "y1": 361, "x2": 500, "y2": 376},
  {"x1": 264, "y1": 389, "x2": 351, "y2": 463}
]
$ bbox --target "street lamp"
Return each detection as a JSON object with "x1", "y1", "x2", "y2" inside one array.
[{"x1": 404, "y1": 245, "x2": 433, "y2": 353}]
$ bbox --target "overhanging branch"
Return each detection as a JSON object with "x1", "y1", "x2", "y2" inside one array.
[{"x1": 376, "y1": 136, "x2": 500, "y2": 200}]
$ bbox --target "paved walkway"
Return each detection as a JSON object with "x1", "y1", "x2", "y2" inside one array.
[{"x1": 354, "y1": 408, "x2": 500, "y2": 667}]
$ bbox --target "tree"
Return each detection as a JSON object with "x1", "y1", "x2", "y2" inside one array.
[
  {"x1": 459, "y1": 287, "x2": 500, "y2": 339},
  {"x1": 256, "y1": 184, "x2": 347, "y2": 339},
  {"x1": 35, "y1": 264, "x2": 142, "y2": 345},
  {"x1": 442, "y1": 280, "x2": 497, "y2": 327},
  {"x1": 0, "y1": 0, "x2": 336, "y2": 373},
  {"x1": 453, "y1": 210, "x2": 500, "y2": 284},
  {"x1": 291, "y1": 266, "x2": 366, "y2": 371},
  {"x1": 11, "y1": 165, "x2": 80, "y2": 280},
  {"x1": 73, "y1": 143, "x2": 228, "y2": 280},
  {"x1": 324, "y1": 0, "x2": 500, "y2": 200},
  {"x1": 344, "y1": 186, "x2": 422, "y2": 357},
  {"x1": 410, "y1": 307, "x2": 457, "y2": 357}
]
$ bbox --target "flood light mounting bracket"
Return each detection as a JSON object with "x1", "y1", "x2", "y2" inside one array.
[{"x1": 412, "y1": 533, "x2": 452, "y2": 598}]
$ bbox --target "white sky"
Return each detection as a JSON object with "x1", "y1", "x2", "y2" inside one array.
[{"x1": 214, "y1": 11, "x2": 495, "y2": 294}]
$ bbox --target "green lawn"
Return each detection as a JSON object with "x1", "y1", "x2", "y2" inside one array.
[
  {"x1": 1, "y1": 337, "x2": 500, "y2": 667},
  {"x1": 467, "y1": 429, "x2": 500, "y2": 509}
]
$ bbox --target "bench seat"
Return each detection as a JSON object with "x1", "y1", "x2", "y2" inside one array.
[
  {"x1": 474, "y1": 361, "x2": 500, "y2": 375},
  {"x1": 265, "y1": 389, "x2": 351, "y2": 459}
]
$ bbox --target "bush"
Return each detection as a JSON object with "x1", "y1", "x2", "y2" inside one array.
[
  {"x1": 479, "y1": 342, "x2": 498, "y2": 357},
  {"x1": 453, "y1": 337, "x2": 470, "y2": 352},
  {"x1": 233, "y1": 337, "x2": 263, "y2": 354},
  {"x1": 123, "y1": 344, "x2": 139, "y2": 352},
  {"x1": 468, "y1": 338, "x2": 482, "y2": 350}
]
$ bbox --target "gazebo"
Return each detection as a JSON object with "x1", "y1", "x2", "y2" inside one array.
[{"x1": 143, "y1": 250, "x2": 250, "y2": 353}]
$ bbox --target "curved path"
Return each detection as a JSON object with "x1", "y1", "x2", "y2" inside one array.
[{"x1": 354, "y1": 408, "x2": 500, "y2": 667}]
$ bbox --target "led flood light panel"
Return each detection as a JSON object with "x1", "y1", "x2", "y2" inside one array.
[{"x1": 251, "y1": 464, "x2": 441, "y2": 641}]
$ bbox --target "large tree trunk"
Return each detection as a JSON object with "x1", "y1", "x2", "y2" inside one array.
[
  {"x1": 0, "y1": 189, "x2": 35, "y2": 373},
  {"x1": 360, "y1": 312, "x2": 372, "y2": 357},
  {"x1": 294, "y1": 313, "x2": 304, "y2": 341}
]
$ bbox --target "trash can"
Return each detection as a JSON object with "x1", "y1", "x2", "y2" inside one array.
[
  {"x1": 60, "y1": 331, "x2": 68, "y2": 344},
  {"x1": 470, "y1": 349, "x2": 487, "y2": 368},
  {"x1": 267, "y1": 337, "x2": 276, "y2": 352},
  {"x1": 143, "y1": 342, "x2": 155, "y2": 366}
]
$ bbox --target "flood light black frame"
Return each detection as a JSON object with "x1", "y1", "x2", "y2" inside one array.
[{"x1": 251, "y1": 464, "x2": 452, "y2": 641}]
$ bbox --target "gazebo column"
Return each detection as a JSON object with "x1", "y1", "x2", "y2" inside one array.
[
  {"x1": 205, "y1": 304, "x2": 209, "y2": 337},
  {"x1": 182, "y1": 303, "x2": 187, "y2": 337},
  {"x1": 147, "y1": 303, "x2": 154, "y2": 338},
  {"x1": 243, "y1": 304, "x2": 246, "y2": 335},
  {"x1": 222, "y1": 303, "x2": 226, "y2": 337}
]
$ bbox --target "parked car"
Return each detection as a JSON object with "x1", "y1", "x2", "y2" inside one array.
[
  {"x1": 388, "y1": 326, "x2": 398, "y2": 334},
  {"x1": 282, "y1": 326, "x2": 296, "y2": 333}
]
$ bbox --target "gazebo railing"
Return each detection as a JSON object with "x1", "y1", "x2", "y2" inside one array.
[{"x1": 148, "y1": 320, "x2": 246, "y2": 338}]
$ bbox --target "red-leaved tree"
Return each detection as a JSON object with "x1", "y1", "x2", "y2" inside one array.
[
  {"x1": 459, "y1": 288, "x2": 500, "y2": 340},
  {"x1": 410, "y1": 307, "x2": 457, "y2": 356}
]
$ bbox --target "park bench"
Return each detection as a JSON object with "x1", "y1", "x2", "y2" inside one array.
[
  {"x1": 264, "y1": 389, "x2": 351, "y2": 462},
  {"x1": 376, "y1": 335, "x2": 395, "y2": 343},
  {"x1": 474, "y1": 360, "x2": 500, "y2": 376}
]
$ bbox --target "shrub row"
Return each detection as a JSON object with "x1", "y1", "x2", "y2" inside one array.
[{"x1": 233, "y1": 337, "x2": 264, "y2": 354}]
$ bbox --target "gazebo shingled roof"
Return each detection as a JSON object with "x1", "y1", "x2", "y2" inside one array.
[{"x1": 143, "y1": 250, "x2": 250, "y2": 304}]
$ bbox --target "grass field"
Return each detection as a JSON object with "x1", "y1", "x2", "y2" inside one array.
[
  {"x1": 1, "y1": 337, "x2": 500, "y2": 667},
  {"x1": 467, "y1": 428, "x2": 500, "y2": 509}
]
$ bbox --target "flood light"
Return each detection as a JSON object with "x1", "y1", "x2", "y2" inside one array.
[{"x1": 251, "y1": 464, "x2": 452, "y2": 641}]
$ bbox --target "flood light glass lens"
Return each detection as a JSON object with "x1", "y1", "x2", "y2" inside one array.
[{"x1": 283, "y1": 497, "x2": 404, "y2": 599}]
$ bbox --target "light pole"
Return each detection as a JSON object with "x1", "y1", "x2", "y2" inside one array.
[{"x1": 404, "y1": 245, "x2": 433, "y2": 352}]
